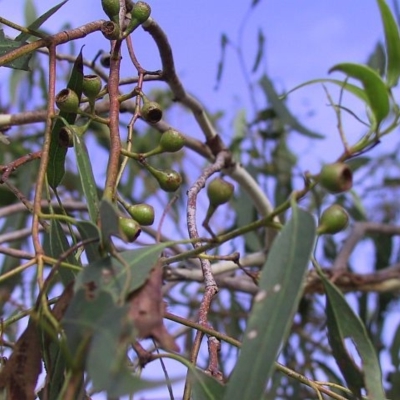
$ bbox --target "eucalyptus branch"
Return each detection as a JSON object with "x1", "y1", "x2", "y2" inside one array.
[
  {"x1": 166, "y1": 250, "x2": 265, "y2": 282},
  {"x1": 0, "y1": 21, "x2": 106, "y2": 67},
  {"x1": 103, "y1": 40, "x2": 123, "y2": 202},
  {"x1": 142, "y1": 18, "x2": 217, "y2": 141},
  {"x1": 332, "y1": 222, "x2": 400, "y2": 274}
]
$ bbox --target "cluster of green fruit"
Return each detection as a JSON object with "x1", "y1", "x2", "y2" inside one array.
[
  {"x1": 55, "y1": 80, "x2": 188, "y2": 241},
  {"x1": 101, "y1": 0, "x2": 151, "y2": 39},
  {"x1": 316, "y1": 162, "x2": 352, "y2": 235}
]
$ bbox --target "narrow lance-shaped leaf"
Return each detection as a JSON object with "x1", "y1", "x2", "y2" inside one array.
[
  {"x1": 320, "y1": 273, "x2": 386, "y2": 399},
  {"x1": 48, "y1": 219, "x2": 79, "y2": 285},
  {"x1": 377, "y1": 0, "x2": 400, "y2": 88},
  {"x1": 47, "y1": 49, "x2": 83, "y2": 188},
  {"x1": 329, "y1": 62, "x2": 390, "y2": 127},
  {"x1": 284, "y1": 78, "x2": 368, "y2": 104},
  {"x1": 214, "y1": 33, "x2": 229, "y2": 90},
  {"x1": 223, "y1": 205, "x2": 316, "y2": 400},
  {"x1": 259, "y1": 74, "x2": 324, "y2": 138},
  {"x1": 16, "y1": 0, "x2": 69, "y2": 42},
  {"x1": 252, "y1": 28, "x2": 265, "y2": 73},
  {"x1": 75, "y1": 242, "x2": 173, "y2": 302},
  {"x1": 0, "y1": 30, "x2": 31, "y2": 70},
  {"x1": 72, "y1": 128, "x2": 100, "y2": 224}
]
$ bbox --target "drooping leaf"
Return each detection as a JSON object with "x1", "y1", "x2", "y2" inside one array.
[
  {"x1": 321, "y1": 274, "x2": 386, "y2": 399},
  {"x1": 87, "y1": 306, "x2": 157, "y2": 397},
  {"x1": 223, "y1": 206, "x2": 316, "y2": 400},
  {"x1": 285, "y1": 78, "x2": 368, "y2": 104},
  {"x1": 390, "y1": 322, "x2": 400, "y2": 369},
  {"x1": 192, "y1": 370, "x2": 226, "y2": 400},
  {"x1": 259, "y1": 74, "x2": 324, "y2": 138},
  {"x1": 75, "y1": 243, "x2": 172, "y2": 302},
  {"x1": 252, "y1": 28, "x2": 265, "y2": 73},
  {"x1": 16, "y1": 1, "x2": 69, "y2": 42},
  {"x1": 329, "y1": 62, "x2": 390, "y2": 127},
  {"x1": 377, "y1": 0, "x2": 400, "y2": 87},
  {"x1": 0, "y1": 319, "x2": 42, "y2": 400},
  {"x1": 367, "y1": 41, "x2": 386, "y2": 76},
  {"x1": 214, "y1": 33, "x2": 229, "y2": 90},
  {"x1": 62, "y1": 287, "x2": 116, "y2": 363},
  {"x1": 48, "y1": 219, "x2": 79, "y2": 285},
  {"x1": 47, "y1": 49, "x2": 83, "y2": 188},
  {"x1": 99, "y1": 198, "x2": 123, "y2": 249},
  {"x1": 76, "y1": 220, "x2": 101, "y2": 263},
  {"x1": 0, "y1": 30, "x2": 31, "y2": 70},
  {"x1": 72, "y1": 128, "x2": 99, "y2": 224},
  {"x1": 40, "y1": 283, "x2": 75, "y2": 400},
  {"x1": 127, "y1": 263, "x2": 179, "y2": 352}
]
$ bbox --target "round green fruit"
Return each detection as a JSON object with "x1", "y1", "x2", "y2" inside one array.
[
  {"x1": 317, "y1": 204, "x2": 349, "y2": 235},
  {"x1": 127, "y1": 204, "x2": 155, "y2": 226},
  {"x1": 207, "y1": 177, "x2": 234, "y2": 207},
  {"x1": 101, "y1": 0, "x2": 120, "y2": 22},
  {"x1": 319, "y1": 163, "x2": 353, "y2": 193},
  {"x1": 55, "y1": 88, "x2": 79, "y2": 113},
  {"x1": 119, "y1": 217, "x2": 141, "y2": 242},
  {"x1": 157, "y1": 169, "x2": 182, "y2": 192},
  {"x1": 140, "y1": 100, "x2": 163, "y2": 123},
  {"x1": 131, "y1": 1, "x2": 151, "y2": 23},
  {"x1": 82, "y1": 75, "x2": 102, "y2": 100},
  {"x1": 159, "y1": 129, "x2": 185, "y2": 153}
]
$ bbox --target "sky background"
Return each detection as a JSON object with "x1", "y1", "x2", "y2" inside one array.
[{"x1": 0, "y1": 0, "x2": 395, "y2": 399}]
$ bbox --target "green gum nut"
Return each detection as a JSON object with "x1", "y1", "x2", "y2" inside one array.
[
  {"x1": 317, "y1": 204, "x2": 349, "y2": 235},
  {"x1": 207, "y1": 177, "x2": 234, "y2": 207},
  {"x1": 132, "y1": 1, "x2": 151, "y2": 23},
  {"x1": 159, "y1": 129, "x2": 185, "y2": 153},
  {"x1": 119, "y1": 216, "x2": 141, "y2": 242},
  {"x1": 140, "y1": 97, "x2": 163, "y2": 123},
  {"x1": 58, "y1": 123, "x2": 89, "y2": 147},
  {"x1": 127, "y1": 203, "x2": 155, "y2": 226},
  {"x1": 124, "y1": 2, "x2": 151, "y2": 35},
  {"x1": 55, "y1": 88, "x2": 79, "y2": 113},
  {"x1": 82, "y1": 75, "x2": 102, "y2": 101},
  {"x1": 319, "y1": 163, "x2": 353, "y2": 193},
  {"x1": 101, "y1": 0, "x2": 120, "y2": 22},
  {"x1": 145, "y1": 163, "x2": 182, "y2": 192}
]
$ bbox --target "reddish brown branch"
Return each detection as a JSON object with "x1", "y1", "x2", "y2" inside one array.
[{"x1": 0, "y1": 151, "x2": 41, "y2": 183}]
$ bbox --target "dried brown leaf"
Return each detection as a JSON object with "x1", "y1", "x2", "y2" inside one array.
[
  {"x1": 0, "y1": 319, "x2": 42, "y2": 400},
  {"x1": 127, "y1": 262, "x2": 179, "y2": 352}
]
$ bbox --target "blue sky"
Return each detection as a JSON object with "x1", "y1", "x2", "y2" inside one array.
[
  {"x1": 1, "y1": 0, "x2": 387, "y2": 172},
  {"x1": 0, "y1": 0, "x2": 392, "y2": 398}
]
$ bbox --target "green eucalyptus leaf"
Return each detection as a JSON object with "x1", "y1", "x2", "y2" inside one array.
[
  {"x1": 223, "y1": 206, "x2": 316, "y2": 400},
  {"x1": 192, "y1": 369, "x2": 226, "y2": 400},
  {"x1": 48, "y1": 220, "x2": 79, "y2": 285},
  {"x1": 99, "y1": 199, "x2": 122, "y2": 249},
  {"x1": 76, "y1": 220, "x2": 101, "y2": 263},
  {"x1": 75, "y1": 243, "x2": 172, "y2": 302},
  {"x1": 72, "y1": 128, "x2": 99, "y2": 224},
  {"x1": 214, "y1": 33, "x2": 229, "y2": 90},
  {"x1": 377, "y1": 0, "x2": 400, "y2": 87},
  {"x1": 62, "y1": 287, "x2": 116, "y2": 363},
  {"x1": 259, "y1": 74, "x2": 324, "y2": 138},
  {"x1": 16, "y1": 0, "x2": 68, "y2": 42},
  {"x1": 329, "y1": 62, "x2": 390, "y2": 127},
  {"x1": 252, "y1": 28, "x2": 265, "y2": 73},
  {"x1": 87, "y1": 306, "x2": 157, "y2": 397},
  {"x1": 47, "y1": 49, "x2": 83, "y2": 188},
  {"x1": 285, "y1": 78, "x2": 368, "y2": 103},
  {"x1": 0, "y1": 30, "x2": 31, "y2": 70},
  {"x1": 321, "y1": 274, "x2": 386, "y2": 399}
]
